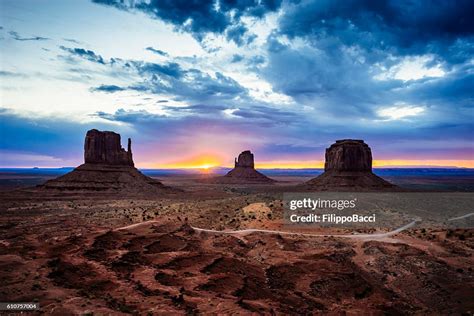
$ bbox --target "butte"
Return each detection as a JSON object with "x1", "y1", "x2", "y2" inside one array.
[
  {"x1": 40, "y1": 129, "x2": 169, "y2": 194},
  {"x1": 304, "y1": 139, "x2": 397, "y2": 190},
  {"x1": 212, "y1": 150, "x2": 276, "y2": 184}
]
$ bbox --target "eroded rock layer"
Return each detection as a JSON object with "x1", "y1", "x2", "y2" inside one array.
[
  {"x1": 214, "y1": 151, "x2": 275, "y2": 183},
  {"x1": 84, "y1": 129, "x2": 134, "y2": 166},
  {"x1": 40, "y1": 129, "x2": 169, "y2": 194},
  {"x1": 41, "y1": 164, "x2": 166, "y2": 193},
  {"x1": 306, "y1": 140, "x2": 396, "y2": 190},
  {"x1": 234, "y1": 150, "x2": 255, "y2": 168},
  {"x1": 325, "y1": 139, "x2": 372, "y2": 172}
]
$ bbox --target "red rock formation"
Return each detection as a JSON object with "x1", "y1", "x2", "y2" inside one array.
[
  {"x1": 324, "y1": 140, "x2": 371, "y2": 172},
  {"x1": 41, "y1": 129, "x2": 170, "y2": 194},
  {"x1": 306, "y1": 140, "x2": 397, "y2": 190},
  {"x1": 234, "y1": 150, "x2": 254, "y2": 168},
  {"x1": 212, "y1": 150, "x2": 275, "y2": 183},
  {"x1": 84, "y1": 129, "x2": 133, "y2": 166}
]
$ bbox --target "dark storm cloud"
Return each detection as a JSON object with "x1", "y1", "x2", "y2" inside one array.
[
  {"x1": 59, "y1": 46, "x2": 106, "y2": 64},
  {"x1": 9, "y1": 31, "x2": 49, "y2": 41},
  {"x1": 92, "y1": 0, "x2": 283, "y2": 44},
  {"x1": 220, "y1": 0, "x2": 283, "y2": 17},
  {"x1": 261, "y1": 36, "x2": 386, "y2": 117},
  {"x1": 278, "y1": 0, "x2": 474, "y2": 59},
  {"x1": 225, "y1": 24, "x2": 249, "y2": 46},
  {"x1": 146, "y1": 47, "x2": 169, "y2": 56},
  {"x1": 256, "y1": 0, "x2": 474, "y2": 127}
]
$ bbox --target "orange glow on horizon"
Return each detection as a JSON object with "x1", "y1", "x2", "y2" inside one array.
[
  {"x1": 156, "y1": 154, "x2": 223, "y2": 170},
  {"x1": 255, "y1": 161, "x2": 325, "y2": 169},
  {"x1": 147, "y1": 158, "x2": 474, "y2": 169},
  {"x1": 255, "y1": 159, "x2": 474, "y2": 169},
  {"x1": 372, "y1": 159, "x2": 474, "y2": 168}
]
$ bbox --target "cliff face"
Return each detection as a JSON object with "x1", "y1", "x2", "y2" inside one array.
[
  {"x1": 306, "y1": 139, "x2": 397, "y2": 191},
  {"x1": 324, "y1": 140, "x2": 372, "y2": 172},
  {"x1": 234, "y1": 150, "x2": 255, "y2": 168},
  {"x1": 84, "y1": 129, "x2": 134, "y2": 166},
  {"x1": 41, "y1": 129, "x2": 170, "y2": 194}
]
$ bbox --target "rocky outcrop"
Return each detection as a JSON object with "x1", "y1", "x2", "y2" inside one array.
[
  {"x1": 305, "y1": 140, "x2": 397, "y2": 190},
  {"x1": 325, "y1": 140, "x2": 371, "y2": 172},
  {"x1": 212, "y1": 150, "x2": 275, "y2": 184},
  {"x1": 41, "y1": 129, "x2": 170, "y2": 194},
  {"x1": 234, "y1": 150, "x2": 254, "y2": 168},
  {"x1": 84, "y1": 129, "x2": 133, "y2": 166}
]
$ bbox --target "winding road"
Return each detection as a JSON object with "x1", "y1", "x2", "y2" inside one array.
[
  {"x1": 116, "y1": 210, "x2": 473, "y2": 240},
  {"x1": 191, "y1": 220, "x2": 419, "y2": 240}
]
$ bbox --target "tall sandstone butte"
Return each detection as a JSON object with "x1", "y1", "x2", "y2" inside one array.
[
  {"x1": 306, "y1": 139, "x2": 397, "y2": 190},
  {"x1": 324, "y1": 140, "x2": 372, "y2": 172},
  {"x1": 234, "y1": 150, "x2": 255, "y2": 168},
  {"x1": 84, "y1": 129, "x2": 134, "y2": 166},
  {"x1": 212, "y1": 150, "x2": 275, "y2": 183},
  {"x1": 41, "y1": 129, "x2": 168, "y2": 194}
]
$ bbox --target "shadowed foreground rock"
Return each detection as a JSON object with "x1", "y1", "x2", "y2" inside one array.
[
  {"x1": 212, "y1": 151, "x2": 275, "y2": 183},
  {"x1": 2, "y1": 215, "x2": 471, "y2": 315},
  {"x1": 41, "y1": 129, "x2": 170, "y2": 194},
  {"x1": 306, "y1": 140, "x2": 397, "y2": 190}
]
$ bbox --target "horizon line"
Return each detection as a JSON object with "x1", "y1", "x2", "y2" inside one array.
[{"x1": 1, "y1": 165, "x2": 473, "y2": 170}]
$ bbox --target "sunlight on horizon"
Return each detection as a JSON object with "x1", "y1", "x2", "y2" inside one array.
[
  {"x1": 140, "y1": 159, "x2": 474, "y2": 169},
  {"x1": 156, "y1": 154, "x2": 222, "y2": 170}
]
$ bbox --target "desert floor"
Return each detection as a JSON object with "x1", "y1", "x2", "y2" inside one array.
[{"x1": 0, "y1": 175, "x2": 473, "y2": 315}]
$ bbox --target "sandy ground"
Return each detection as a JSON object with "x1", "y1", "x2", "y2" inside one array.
[{"x1": 0, "y1": 176, "x2": 473, "y2": 315}]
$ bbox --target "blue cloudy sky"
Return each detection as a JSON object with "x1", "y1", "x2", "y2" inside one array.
[{"x1": 0, "y1": 0, "x2": 473, "y2": 168}]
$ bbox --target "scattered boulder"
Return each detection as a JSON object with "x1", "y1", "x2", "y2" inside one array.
[
  {"x1": 305, "y1": 140, "x2": 397, "y2": 190},
  {"x1": 40, "y1": 129, "x2": 171, "y2": 194}
]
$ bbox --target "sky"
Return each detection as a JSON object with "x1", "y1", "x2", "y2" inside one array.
[{"x1": 0, "y1": 0, "x2": 473, "y2": 169}]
